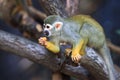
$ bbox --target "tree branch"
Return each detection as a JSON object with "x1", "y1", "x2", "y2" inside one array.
[
  {"x1": 38, "y1": 0, "x2": 68, "y2": 18},
  {"x1": 38, "y1": 0, "x2": 103, "y2": 17},
  {"x1": 21, "y1": 0, "x2": 47, "y2": 20},
  {"x1": 0, "y1": 30, "x2": 88, "y2": 80},
  {"x1": 0, "y1": 0, "x2": 44, "y2": 39},
  {"x1": 28, "y1": 6, "x2": 47, "y2": 20},
  {"x1": 1, "y1": 30, "x2": 118, "y2": 80}
]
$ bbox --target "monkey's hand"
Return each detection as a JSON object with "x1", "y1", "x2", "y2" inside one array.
[
  {"x1": 38, "y1": 37, "x2": 60, "y2": 53},
  {"x1": 71, "y1": 52, "x2": 81, "y2": 63},
  {"x1": 38, "y1": 37, "x2": 47, "y2": 46}
]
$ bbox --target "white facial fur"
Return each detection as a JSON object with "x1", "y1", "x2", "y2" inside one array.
[{"x1": 43, "y1": 24, "x2": 53, "y2": 37}]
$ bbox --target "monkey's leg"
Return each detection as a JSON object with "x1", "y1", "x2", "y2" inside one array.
[
  {"x1": 71, "y1": 39, "x2": 86, "y2": 62},
  {"x1": 79, "y1": 39, "x2": 88, "y2": 55}
]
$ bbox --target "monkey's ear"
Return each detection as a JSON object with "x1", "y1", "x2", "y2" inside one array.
[{"x1": 53, "y1": 22, "x2": 63, "y2": 31}]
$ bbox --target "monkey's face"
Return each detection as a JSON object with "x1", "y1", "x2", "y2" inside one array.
[
  {"x1": 43, "y1": 22, "x2": 63, "y2": 37},
  {"x1": 43, "y1": 24, "x2": 53, "y2": 37}
]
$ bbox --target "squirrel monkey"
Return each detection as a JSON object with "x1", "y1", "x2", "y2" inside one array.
[{"x1": 39, "y1": 15, "x2": 115, "y2": 80}]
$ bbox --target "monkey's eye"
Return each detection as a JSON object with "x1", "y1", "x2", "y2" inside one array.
[
  {"x1": 45, "y1": 24, "x2": 53, "y2": 29},
  {"x1": 46, "y1": 25, "x2": 50, "y2": 29}
]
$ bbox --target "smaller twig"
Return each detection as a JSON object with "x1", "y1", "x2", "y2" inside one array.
[
  {"x1": 28, "y1": 6, "x2": 47, "y2": 20},
  {"x1": 0, "y1": 0, "x2": 44, "y2": 39},
  {"x1": 107, "y1": 41, "x2": 120, "y2": 54},
  {"x1": 11, "y1": 10, "x2": 43, "y2": 39},
  {"x1": 26, "y1": 0, "x2": 32, "y2": 6},
  {"x1": 21, "y1": 0, "x2": 47, "y2": 20}
]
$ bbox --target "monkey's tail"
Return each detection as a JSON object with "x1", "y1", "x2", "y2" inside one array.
[{"x1": 100, "y1": 43, "x2": 116, "y2": 80}]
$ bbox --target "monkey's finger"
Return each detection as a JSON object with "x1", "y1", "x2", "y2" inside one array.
[
  {"x1": 77, "y1": 55, "x2": 81, "y2": 61},
  {"x1": 74, "y1": 56, "x2": 77, "y2": 61},
  {"x1": 71, "y1": 56, "x2": 74, "y2": 60},
  {"x1": 74, "y1": 58, "x2": 79, "y2": 63},
  {"x1": 38, "y1": 39, "x2": 41, "y2": 43},
  {"x1": 71, "y1": 57, "x2": 74, "y2": 61},
  {"x1": 72, "y1": 56, "x2": 79, "y2": 62},
  {"x1": 38, "y1": 41, "x2": 42, "y2": 44},
  {"x1": 73, "y1": 56, "x2": 77, "y2": 62},
  {"x1": 72, "y1": 57, "x2": 75, "y2": 61},
  {"x1": 76, "y1": 56, "x2": 79, "y2": 62},
  {"x1": 77, "y1": 55, "x2": 81, "y2": 60},
  {"x1": 39, "y1": 42, "x2": 44, "y2": 45},
  {"x1": 39, "y1": 38, "x2": 44, "y2": 41},
  {"x1": 38, "y1": 40, "x2": 43, "y2": 44},
  {"x1": 72, "y1": 57, "x2": 76, "y2": 62},
  {"x1": 39, "y1": 41, "x2": 46, "y2": 46},
  {"x1": 73, "y1": 57, "x2": 76, "y2": 61},
  {"x1": 39, "y1": 37, "x2": 47, "y2": 41},
  {"x1": 76, "y1": 57, "x2": 80, "y2": 63},
  {"x1": 76, "y1": 57, "x2": 80, "y2": 62},
  {"x1": 39, "y1": 40, "x2": 43, "y2": 44},
  {"x1": 75, "y1": 55, "x2": 81, "y2": 63}
]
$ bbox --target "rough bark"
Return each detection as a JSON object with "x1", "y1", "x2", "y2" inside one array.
[
  {"x1": 38, "y1": 0, "x2": 68, "y2": 18},
  {"x1": 38, "y1": 0, "x2": 103, "y2": 17},
  {"x1": 0, "y1": 30, "x2": 87, "y2": 80},
  {"x1": 0, "y1": 30, "x2": 115, "y2": 80}
]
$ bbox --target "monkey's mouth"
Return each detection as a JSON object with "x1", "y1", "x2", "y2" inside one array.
[{"x1": 44, "y1": 30, "x2": 51, "y2": 37}]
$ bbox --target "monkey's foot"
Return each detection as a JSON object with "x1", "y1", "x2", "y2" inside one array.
[
  {"x1": 71, "y1": 53, "x2": 81, "y2": 63},
  {"x1": 38, "y1": 37, "x2": 47, "y2": 46}
]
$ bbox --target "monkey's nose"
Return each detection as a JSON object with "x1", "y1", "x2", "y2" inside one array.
[{"x1": 44, "y1": 30, "x2": 49, "y2": 36}]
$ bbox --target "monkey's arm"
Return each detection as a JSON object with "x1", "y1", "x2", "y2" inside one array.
[
  {"x1": 45, "y1": 41, "x2": 60, "y2": 53},
  {"x1": 39, "y1": 37, "x2": 60, "y2": 54}
]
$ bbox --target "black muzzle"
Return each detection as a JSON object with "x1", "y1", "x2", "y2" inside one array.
[{"x1": 44, "y1": 30, "x2": 50, "y2": 37}]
